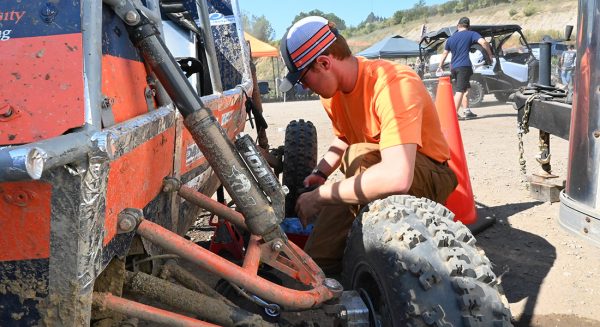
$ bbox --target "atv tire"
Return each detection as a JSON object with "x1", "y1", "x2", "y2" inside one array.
[
  {"x1": 342, "y1": 195, "x2": 512, "y2": 327},
  {"x1": 282, "y1": 119, "x2": 317, "y2": 217},
  {"x1": 468, "y1": 79, "x2": 485, "y2": 108},
  {"x1": 494, "y1": 92, "x2": 511, "y2": 103}
]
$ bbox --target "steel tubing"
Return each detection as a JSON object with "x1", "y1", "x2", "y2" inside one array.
[
  {"x1": 178, "y1": 185, "x2": 248, "y2": 231},
  {"x1": 136, "y1": 219, "x2": 336, "y2": 309},
  {"x1": 242, "y1": 235, "x2": 262, "y2": 275},
  {"x1": 92, "y1": 292, "x2": 219, "y2": 327}
]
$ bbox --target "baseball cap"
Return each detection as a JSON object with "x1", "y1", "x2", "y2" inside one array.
[
  {"x1": 279, "y1": 16, "x2": 337, "y2": 92},
  {"x1": 458, "y1": 17, "x2": 470, "y2": 26}
]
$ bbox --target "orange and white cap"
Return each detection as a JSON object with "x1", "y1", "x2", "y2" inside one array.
[{"x1": 279, "y1": 16, "x2": 337, "y2": 92}]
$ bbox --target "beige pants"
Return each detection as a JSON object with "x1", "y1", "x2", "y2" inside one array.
[{"x1": 303, "y1": 143, "x2": 458, "y2": 273}]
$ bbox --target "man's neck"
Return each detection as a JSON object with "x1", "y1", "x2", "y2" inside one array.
[{"x1": 338, "y1": 56, "x2": 359, "y2": 94}]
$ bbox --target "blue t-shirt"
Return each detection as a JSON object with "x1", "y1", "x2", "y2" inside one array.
[{"x1": 445, "y1": 30, "x2": 482, "y2": 69}]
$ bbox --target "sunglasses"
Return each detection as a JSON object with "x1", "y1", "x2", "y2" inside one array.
[{"x1": 298, "y1": 61, "x2": 315, "y2": 86}]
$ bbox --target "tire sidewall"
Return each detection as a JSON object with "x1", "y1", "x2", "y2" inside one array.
[
  {"x1": 282, "y1": 120, "x2": 317, "y2": 217},
  {"x1": 342, "y1": 195, "x2": 512, "y2": 327},
  {"x1": 468, "y1": 79, "x2": 485, "y2": 107}
]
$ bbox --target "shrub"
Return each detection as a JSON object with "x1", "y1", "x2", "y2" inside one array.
[
  {"x1": 523, "y1": 5, "x2": 536, "y2": 16},
  {"x1": 509, "y1": 8, "x2": 517, "y2": 16}
]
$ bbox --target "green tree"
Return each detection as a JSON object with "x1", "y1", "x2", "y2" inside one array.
[
  {"x1": 292, "y1": 10, "x2": 347, "y2": 30},
  {"x1": 392, "y1": 10, "x2": 404, "y2": 24},
  {"x1": 241, "y1": 12, "x2": 275, "y2": 42}
]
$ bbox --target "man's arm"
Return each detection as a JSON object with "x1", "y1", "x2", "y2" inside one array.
[
  {"x1": 437, "y1": 50, "x2": 450, "y2": 72},
  {"x1": 296, "y1": 143, "x2": 417, "y2": 224},
  {"x1": 477, "y1": 38, "x2": 493, "y2": 63},
  {"x1": 559, "y1": 53, "x2": 564, "y2": 68},
  {"x1": 303, "y1": 137, "x2": 348, "y2": 187}
]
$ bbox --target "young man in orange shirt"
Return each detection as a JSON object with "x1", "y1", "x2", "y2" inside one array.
[{"x1": 279, "y1": 16, "x2": 458, "y2": 273}]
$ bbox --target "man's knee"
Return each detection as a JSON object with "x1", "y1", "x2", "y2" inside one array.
[{"x1": 409, "y1": 153, "x2": 457, "y2": 203}]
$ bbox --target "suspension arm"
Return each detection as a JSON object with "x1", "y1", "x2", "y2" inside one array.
[{"x1": 135, "y1": 218, "x2": 340, "y2": 310}]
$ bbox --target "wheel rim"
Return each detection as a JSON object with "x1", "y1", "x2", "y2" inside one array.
[
  {"x1": 353, "y1": 263, "x2": 392, "y2": 327},
  {"x1": 469, "y1": 82, "x2": 482, "y2": 104},
  {"x1": 358, "y1": 288, "x2": 383, "y2": 327},
  {"x1": 468, "y1": 81, "x2": 483, "y2": 106}
]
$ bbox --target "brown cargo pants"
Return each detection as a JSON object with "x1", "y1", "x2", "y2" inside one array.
[{"x1": 303, "y1": 142, "x2": 458, "y2": 274}]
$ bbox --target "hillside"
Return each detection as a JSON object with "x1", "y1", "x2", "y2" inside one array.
[
  {"x1": 255, "y1": 0, "x2": 578, "y2": 82},
  {"x1": 346, "y1": 0, "x2": 577, "y2": 53}
]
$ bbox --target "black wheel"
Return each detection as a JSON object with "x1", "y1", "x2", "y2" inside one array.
[
  {"x1": 342, "y1": 195, "x2": 512, "y2": 327},
  {"x1": 468, "y1": 79, "x2": 485, "y2": 107},
  {"x1": 282, "y1": 120, "x2": 317, "y2": 217},
  {"x1": 494, "y1": 92, "x2": 511, "y2": 103}
]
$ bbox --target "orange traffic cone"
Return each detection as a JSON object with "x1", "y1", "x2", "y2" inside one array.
[{"x1": 434, "y1": 76, "x2": 477, "y2": 225}]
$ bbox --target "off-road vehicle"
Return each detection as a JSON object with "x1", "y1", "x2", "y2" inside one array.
[{"x1": 419, "y1": 24, "x2": 539, "y2": 107}]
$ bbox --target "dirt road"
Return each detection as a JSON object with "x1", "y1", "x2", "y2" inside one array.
[{"x1": 257, "y1": 96, "x2": 600, "y2": 327}]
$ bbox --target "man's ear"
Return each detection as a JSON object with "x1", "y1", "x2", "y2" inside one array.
[{"x1": 314, "y1": 55, "x2": 332, "y2": 71}]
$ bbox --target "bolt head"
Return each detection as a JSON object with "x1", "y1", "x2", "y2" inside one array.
[
  {"x1": 272, "y1": 240, "x2": 283, "y2": 251},
  {"x1": 119, "y1": 217, "x2": 134, "y2": 232},
  {"x1": 125, "y1": 11, "x2": 139, "y2": 24},
  {"x1": 323, "y1": 278, "x2": 343, "y2": 292},
  {"x1": 0, "y1": 104, "x2": 13, "y2": 118}
]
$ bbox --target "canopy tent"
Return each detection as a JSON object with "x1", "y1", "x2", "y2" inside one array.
[
  {"x1": 244, "y1": 32, "x2": 278, "y2": 58},
  {"x1": 356, "y1": 35, "x2": 421, "y2": 59},
  {"x1": 243, "y1": 32, "x2": 281, "y2": 98}
]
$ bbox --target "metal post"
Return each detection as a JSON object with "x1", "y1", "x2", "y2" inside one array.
[
  {"x1": 0, "y1": 132, "x2": 92, "y2": 182},
  {"x1": 197, "y1": 0, "x2": 224, "y2": 93},
  {"x1": 82, "y1": 0, "x2": 103, "y2": 128},
  {"x1": 538, "y1": 42, "x2": 552, "y2": 86}
]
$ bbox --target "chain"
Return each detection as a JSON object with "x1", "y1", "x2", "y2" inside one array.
[{"x1": 517, "y1": 94, "x2": 538, "y2": 183}]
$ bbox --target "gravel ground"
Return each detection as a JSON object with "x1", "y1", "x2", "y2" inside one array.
[{"x1": 255, "y1": 96, "x2": 600, "y2": 327}]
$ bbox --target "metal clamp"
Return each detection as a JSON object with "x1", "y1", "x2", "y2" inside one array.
[
  {"x1": 162, "y1": 177, "x2": 182, "y2": 193},
  {"x1": 117, "y1": 208, "x2": 143, "y2": 233}
]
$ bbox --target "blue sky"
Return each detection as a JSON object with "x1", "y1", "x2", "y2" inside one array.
[{"x1": 237, "y1": 0, "x2": 449, "y2": 40}]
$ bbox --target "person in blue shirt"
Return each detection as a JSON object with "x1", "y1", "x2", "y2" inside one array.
[
  {"x1": 559, "y1": 45, "x2": 576, "y2": 86},
  {"x1": 437, "y1": 17, "x2": 493, "y2": 120}
]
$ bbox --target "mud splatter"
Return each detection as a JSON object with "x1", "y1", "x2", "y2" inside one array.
[{"x1": 64, "y1": 43, "x2": 78, "y2": 52}]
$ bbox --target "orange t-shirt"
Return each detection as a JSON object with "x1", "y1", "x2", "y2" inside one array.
[{"x1": 321, "y1": 57, "x2": 450, "y2": 163}]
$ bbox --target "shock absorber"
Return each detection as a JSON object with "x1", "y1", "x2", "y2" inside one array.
[{"x1": 235, "y1": 134, "x2": 286, "y2": 220}]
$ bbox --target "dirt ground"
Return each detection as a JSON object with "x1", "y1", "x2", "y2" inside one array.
[{"x1": 255, "y1": 96, "x2": 600, "y2": 327}]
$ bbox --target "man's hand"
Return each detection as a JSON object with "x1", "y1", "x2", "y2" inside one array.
[
  {"x1": 295, "y1": 189, "x2": 321, "y2": 227},
  {"x1": 303, "y1": 173, "x2": 326, "y2": 188}
]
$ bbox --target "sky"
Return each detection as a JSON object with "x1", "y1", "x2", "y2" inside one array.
[{"x1": 237, "y1": 0, "x2": 449, "y2": 40}]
